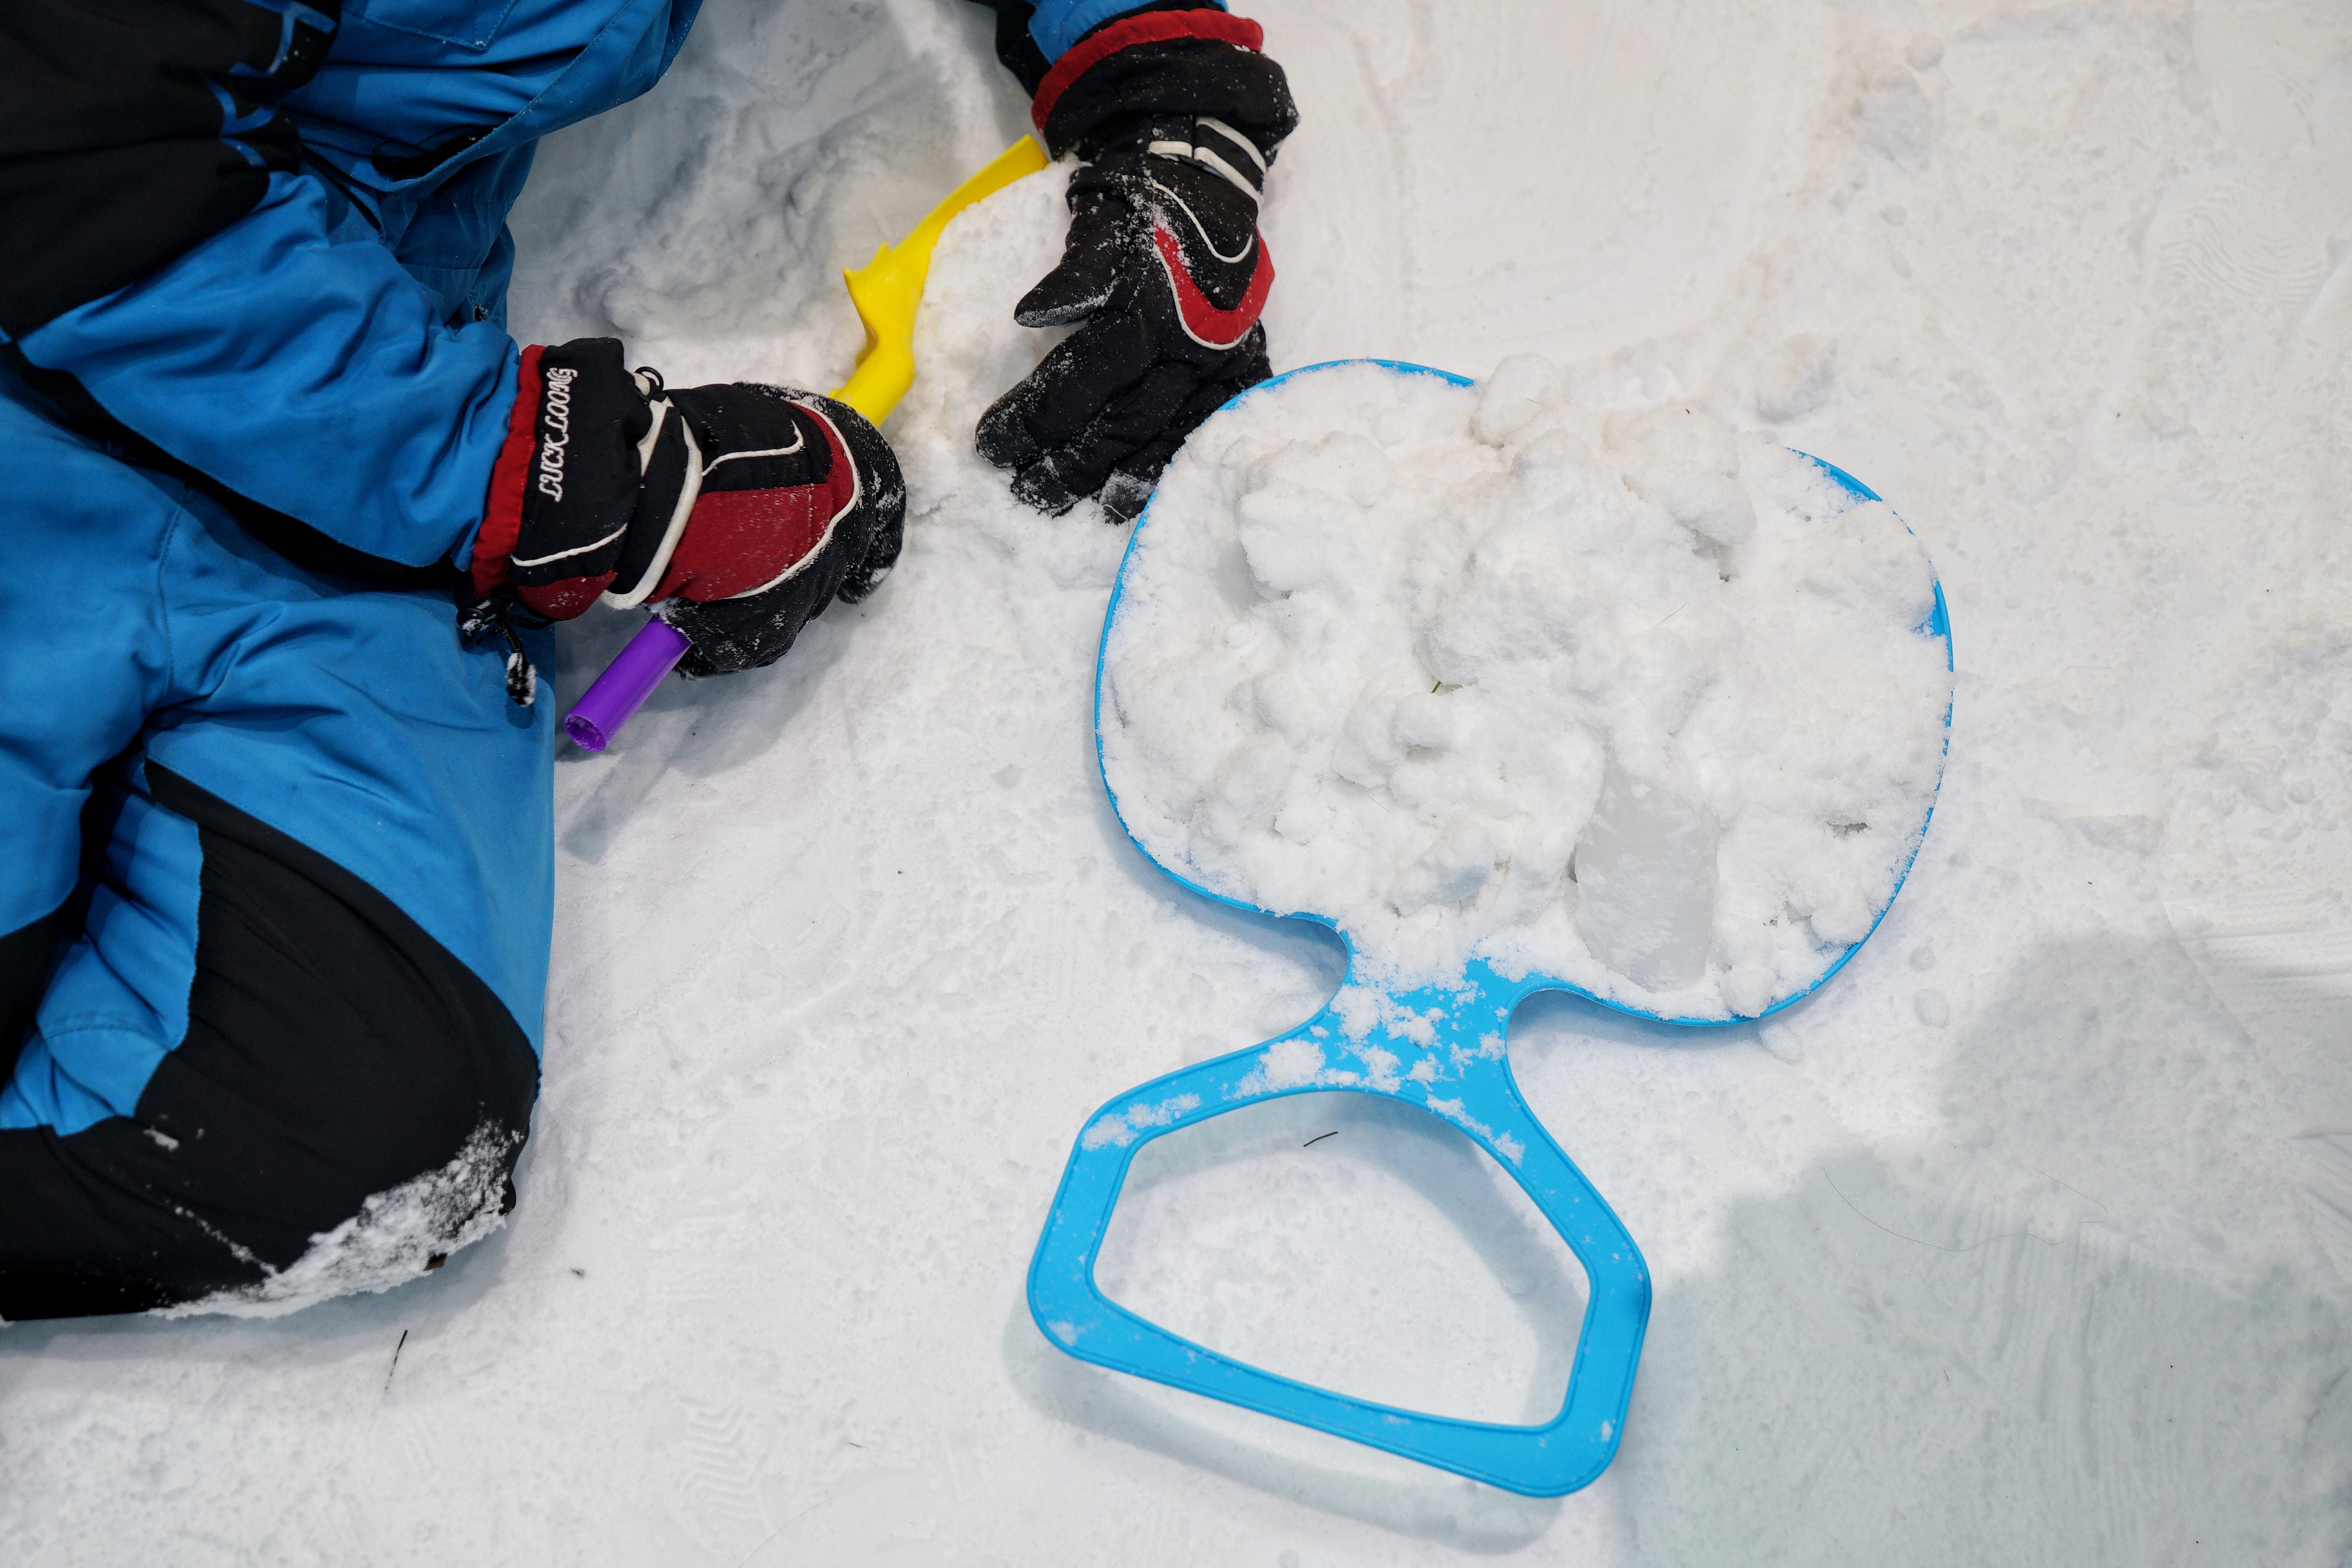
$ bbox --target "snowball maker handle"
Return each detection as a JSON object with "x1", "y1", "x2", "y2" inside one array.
[
  {"x1": 1026, "y1": 962, "x2": 1651, "y2": 1496},
  {"x1": 561, "y1": 617, "x2": 690, "y2": 752}
]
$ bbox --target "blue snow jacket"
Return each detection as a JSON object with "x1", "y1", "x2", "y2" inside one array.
[
  {"x1": 2, "y1": 0, "x2": 703, "y2": 577},
  {"x1": 2, "y1": 0, "x2": 718, "y2": 1139},
  {"x1": 0, "y1": 0, "x2": 1207, "y2": 1140},
  {"x1": 0, "y1": 0, "x2": 1206, "y2": 577}
]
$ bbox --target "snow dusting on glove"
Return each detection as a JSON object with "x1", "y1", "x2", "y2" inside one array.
[
  {"x1": 977, "y1": 8, "x2": 1297, "y2": 522},
  {"x1": 469, "y1": 338, "x2": 904, "y2": 675}
]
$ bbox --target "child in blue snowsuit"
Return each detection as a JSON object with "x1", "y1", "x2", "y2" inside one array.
[{"x1": 0, "y1": 0, "x2": 1293, "y2": 1318}]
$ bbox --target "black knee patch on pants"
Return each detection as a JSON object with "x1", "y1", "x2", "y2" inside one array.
[
  {"x1": 0, "y1": 765, "x2": 539, "y2": 1321},
  {"x1": 0, "y1": 902, "x2": 69, "y2": 1087}
]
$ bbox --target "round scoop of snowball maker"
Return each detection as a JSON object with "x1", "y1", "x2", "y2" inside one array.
[
  {"x1": 1097, "y1": 357, "x2": 1953, "y2": 1020},
  {"x1": 1030, "y1": 360, "x2": 1949, "y2": 1499}
]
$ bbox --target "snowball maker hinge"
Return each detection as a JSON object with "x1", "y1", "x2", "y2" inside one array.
[{"x1": 1025, "y1": 957, "x2": 1652, "y2": 1497}]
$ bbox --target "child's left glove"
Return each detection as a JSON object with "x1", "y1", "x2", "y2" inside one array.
[{"x1": 469, "y1": 338, "x2": 905, "y2": 675}]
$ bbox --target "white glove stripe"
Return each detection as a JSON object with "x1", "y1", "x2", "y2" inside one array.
[
  {"x1": 1147, "y1": 141, "x2": 1260, "y2": 201},
  {"x1": 1194, "y1": 117, "x2": 1267, "y2": 173},
  {"x1": 599, "y1": 422, "x2": 704, "y2": 610},
  {"x1": 700, "y1": 424, "x2": 806, "y2": 470},
  {"x1": 1143, "y1": 176, "x2": 1256, "y2": 265},
  {"x1": 512, "y1": 523, "x2": 629, "y2": 570},
  {"x1": 629, "y1": 396, "x2": 670, "y2": 474}
]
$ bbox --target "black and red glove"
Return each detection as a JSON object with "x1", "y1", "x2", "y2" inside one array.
[
  {"x1": 470, "y1": 338, "x2": 904, "y2": 676},
  {"x1": 975, "y1": 8, "x2": 1297, "y2": 522}
]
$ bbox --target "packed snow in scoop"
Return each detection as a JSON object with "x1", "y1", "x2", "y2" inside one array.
[{"x1": 1100, "y1": 357, "x2": 1952, "y2": 1017}]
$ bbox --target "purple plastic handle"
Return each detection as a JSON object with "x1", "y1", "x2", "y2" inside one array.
[{"x1": 563, "y1": 618, "x2": 691, "y2": 752}]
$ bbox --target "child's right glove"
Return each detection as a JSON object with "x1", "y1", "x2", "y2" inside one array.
[
  {"x1": 469, "y1": 339, "x2": 905, "y2": 676},
  {"x1": 977, "y1": 147, "x2": 1273, "y2": 522},
  {"x1": 975, "y1": 7, "x2": 1298, "y2": 522}
]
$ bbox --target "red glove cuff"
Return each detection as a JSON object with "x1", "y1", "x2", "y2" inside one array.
[
  {"x1": 471, "y1": 342, "x2": 546, "y2": 601},
  {"x1": 1031, "y1": 10, "x2": 1266, "y2": 132}
]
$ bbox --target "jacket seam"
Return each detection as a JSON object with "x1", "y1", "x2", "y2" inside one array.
[{"x1": 157, "y1": 486, "x2": 190, "y2": 700}]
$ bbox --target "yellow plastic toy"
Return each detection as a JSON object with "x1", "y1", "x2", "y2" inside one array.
[{"x1": 831, "y1": 134, "x2": 1051, "y2": 424}]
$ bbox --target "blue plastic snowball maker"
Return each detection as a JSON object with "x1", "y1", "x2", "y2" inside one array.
[{"x1": 1028, "y1": 361, "x2": 1955, "y2": 1497}]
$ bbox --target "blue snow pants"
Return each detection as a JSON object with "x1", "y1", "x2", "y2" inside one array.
[
  {"x1": 0, "y1": 0, "x2": 706, "y2": 1319},
  {"x1": 0, "y1": 362, "x2": 554, "y2": 1317}
]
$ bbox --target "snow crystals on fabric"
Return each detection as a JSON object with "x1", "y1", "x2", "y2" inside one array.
[{"x1": 158, "y1": 1122, "x2": 523, "y2": 1320}]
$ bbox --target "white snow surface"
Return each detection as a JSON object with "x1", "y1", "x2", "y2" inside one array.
[
  {"x1": 8, "y1": 2, "x2": 2352, "y2": 1563},
  {"x1": 1099, "y1": 360, "x2": 1951, "y2": 1011}
]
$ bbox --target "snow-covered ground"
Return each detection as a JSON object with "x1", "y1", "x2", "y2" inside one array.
[{"x1": 7, "y1": 1, "x2": 2351, "y2": 1561}]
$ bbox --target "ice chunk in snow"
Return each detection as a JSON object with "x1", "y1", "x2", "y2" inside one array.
[{"x1": 1573, "y1": 761, "x2": 1720, "y2": 992}]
